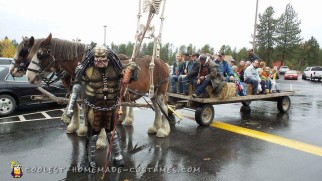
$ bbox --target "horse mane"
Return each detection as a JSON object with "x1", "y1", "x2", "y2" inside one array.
[
  {"x1": 27, "y1": 38, "x2": 45, "y2": 60},
  {"x1": 50, "y1": 38, "x2": 87, "y2": 60},
  {"x1": 27, "y1": 38, "x2": 87, "y2": 61}
]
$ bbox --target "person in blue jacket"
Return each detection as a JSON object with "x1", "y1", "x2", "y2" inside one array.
[{"x1": 214, "y1": 52, "x2": 234, "y2": 82}]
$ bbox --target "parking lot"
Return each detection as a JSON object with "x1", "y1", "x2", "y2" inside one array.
[{"x1": 1, "y1": 76, "x2": 322, "y2": 181}]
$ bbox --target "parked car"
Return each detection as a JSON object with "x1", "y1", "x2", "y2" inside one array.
[
  {"x1": 0, "y1": 65, "x2": 67, "y2": 116},
  {"x1": 302, "y1": 66, "x2": 322, "y2": 81},
  {"x1": 0, "y1": 57, "x2": 13, "y2": 65},
  {"x1": 284, "y1": 70, "x2": 298, "y2": 80},
  {"x1": 279, "y1": 66, "x2": 290, "y2": 75}
]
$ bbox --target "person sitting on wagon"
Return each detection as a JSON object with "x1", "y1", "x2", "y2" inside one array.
[
  {"x1": 237, "y1": 60, "x2": 246, "y2": 82},
  {"x1": 260, "y1": 66, "x2": 273, "y2": 93},
  {"x1": 232, "y1": 65, "x2": 246, "y2": 96},
  {"x1": 192, "y1": 55, "x2": 223, "y2": 98},
  {"x1": 257, "y1": 68, "x2": 267, "y2": 94},
  {"x1": 214, "y1": 52, "x2": 235, "y2": 82},
  {"x1": 244, "y1": 59, "x2": 260, "y2": 95},
  {"x1": 170, "y1": 52, "x2": 185, "y2": 93},
  {"x1": 178, "y1": 53, "x2": 200, "y2": 95}
]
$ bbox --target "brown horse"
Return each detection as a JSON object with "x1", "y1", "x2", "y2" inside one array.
[
  {"x1": 10, "y1": 36, "x2": 80, "y2": 126},
  {"x1": 26, "y1": 34, "x2": 170, "y2": 138},
  {"x1": 10, "y1": 36, "x2": 73, "y2": 92},
  {"x1": 10, "y1": 36, "x2": 37, "y2": 77}
]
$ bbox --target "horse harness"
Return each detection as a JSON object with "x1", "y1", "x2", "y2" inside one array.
[
  {"x1": 26, "y1": 45, "x2": 75, "y2": 86},
  {"x1": 11, "y1": 44, "x2": 30, "y2": 72}
]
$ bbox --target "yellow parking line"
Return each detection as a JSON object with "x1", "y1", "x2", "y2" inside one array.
[{"x1": 211, "y1": 121, "x2": 322, "y2": 157}]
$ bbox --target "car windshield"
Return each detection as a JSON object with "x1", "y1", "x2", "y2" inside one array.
[
  {"x1": 0, "y1": 58, "x2": 13, "y2": 65},
  {"x1": 6, "y1": 73, "x2": 28, "y2": 81},
  {"x1": 5, "y1": 72, "x2": 61, "y2": 83},
  {"x1": 312, "y1": 67, "x2": 322, "y2": 71},
  {"x1": 286, "y1": 70, "x2": 297, "y2": 74}
]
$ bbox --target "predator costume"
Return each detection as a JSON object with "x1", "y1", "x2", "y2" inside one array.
[{"x1": 66, "y1": 45, "x2": 138, "y2": 169}]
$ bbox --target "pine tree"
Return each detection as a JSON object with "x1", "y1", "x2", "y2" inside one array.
[
  {"x1": 302, "y1": 36, "x2": 320, "y2": 66},
  {"x1": 275, "y1": 3, "x2": 303, "y2": 66},
  {"x1": 256, "y1": 6, "x2": 277, "y2": 66}
]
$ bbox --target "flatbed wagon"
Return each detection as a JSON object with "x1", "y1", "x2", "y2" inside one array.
[{"x1": 167, "y1": 91, "x2": 295, "y2": 126}]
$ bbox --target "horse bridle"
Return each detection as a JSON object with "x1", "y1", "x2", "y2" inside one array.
[
  {"x1": 27, "y1": 46, "x2": 67, "y2": 86},
  {"x1": 11, "y1": 45, "x2": 30, "y2": 72}
]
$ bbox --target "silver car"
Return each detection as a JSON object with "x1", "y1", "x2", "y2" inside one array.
[{"x1": 279, "y1": 66, "x2": 289, "y2": 75}]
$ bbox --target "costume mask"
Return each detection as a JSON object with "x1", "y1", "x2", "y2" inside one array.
[{"x1": 94, "y1": 46, "x2": 108, "y2": 68}]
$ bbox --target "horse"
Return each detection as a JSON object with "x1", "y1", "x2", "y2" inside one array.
[
  {"x1": 10, "y1": 36, "x2": 73, "y2": 93},
  {"x1": 9, "y1": 35, "x2": 87, "y2": 130},
  {"x1": 25, "y1": 34, "x2": 171, "y2": 139},
  {"x1": 10, "y1": 36, "x2": 37, "y2": 77}
]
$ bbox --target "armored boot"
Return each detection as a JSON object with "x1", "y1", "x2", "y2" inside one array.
[
  {"x1": 80, "y1": 135, "x2": 98, "y2": 171},
  {"x1": 88, "y1": 135, "x2": 98, "y2": 168},
  {"x1": 109, "y1": 131, "x2": 124, "y2": 167}
]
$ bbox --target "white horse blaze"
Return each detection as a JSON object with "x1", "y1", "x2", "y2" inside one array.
[{"x1": 26, "y1": 55, "x2": 40, "y2": 83}]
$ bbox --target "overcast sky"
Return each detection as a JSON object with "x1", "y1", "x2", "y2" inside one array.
[{"x1": 0, "y1": 0, "x2": 321, "y2": 52}]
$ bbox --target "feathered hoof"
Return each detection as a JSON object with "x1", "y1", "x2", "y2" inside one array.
[
  {"x1": 122, "y1": 120, "x2": 133, "y2": 126},
  {"x1": 156, "y1": 129, "x2": 169, "y2": 138},
  {"x1": 96, "y1": 138, "x2": 107, "y2": 150},
  {"x1": 76, "y1": 126, "x2": 87, "y2": 137},
  {"x1": 147, "y1": 127, "x2": 157, "y2": 134},
  {"x1": 66, "y1": 124, "x2": 78, "y2": 134},
  {"x1": 123, "y1": 117, "x2": 133, "y2": 125}
]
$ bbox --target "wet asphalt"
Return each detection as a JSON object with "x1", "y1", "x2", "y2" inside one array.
[{"x1": 1, "y1": 76, "x2": 322, "y2": 181}]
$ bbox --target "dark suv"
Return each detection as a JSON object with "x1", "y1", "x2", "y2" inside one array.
[{"x1": 0, "y1": 65, "x2": 67, "y2": 116}]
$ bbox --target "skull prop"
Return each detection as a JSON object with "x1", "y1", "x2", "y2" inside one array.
[{"x1": 94, "y1": 46, "x2": 108, "y2": 68}]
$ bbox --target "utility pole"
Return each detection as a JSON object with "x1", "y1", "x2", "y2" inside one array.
[
  {"x1": 253, "y1": 0, "x2": 259, "y2": 52},
  {"x1": 103, "y1": 25, "x2": 107, "y2": 46}
]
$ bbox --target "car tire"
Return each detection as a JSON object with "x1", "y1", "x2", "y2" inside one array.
[{"x1": 0, "y1": 94, "x2": 17, "y2": 116}]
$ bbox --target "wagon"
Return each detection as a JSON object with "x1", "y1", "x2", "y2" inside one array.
[{"x1": 167, "y1": 91, "x2": 295, "y2": 126}]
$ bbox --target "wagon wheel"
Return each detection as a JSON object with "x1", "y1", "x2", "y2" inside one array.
[
  {"x1": 240, "y1": 105, "x2": 251, "y2": 113},
  {"x1": 241, "y1": 101, "x2": 251, "y2": 106},
  {"x1": 277, "y1": 96, "x2": 291, "y2": 113},
  {"x1": 195, "y1": 104, "x2": 214, "y2": 126}
]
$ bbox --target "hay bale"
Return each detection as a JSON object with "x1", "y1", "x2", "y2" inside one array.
[
  {"x1": 246, "y1": 84, "x2": 253, "y2": 95},
  {"x1": 217, "y1": 82, "x2": 236, "y2": 99},
  {"x1": 188, "y1": 83, "x2": 195, "y2": 95},
  {"x1": 206, "y1": 86, "x2": 215, "y2": 98}
]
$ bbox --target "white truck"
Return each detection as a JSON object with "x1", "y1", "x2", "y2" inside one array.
[{"x1": 302, "y1": 66, "x2": 322, "y2": 81}]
